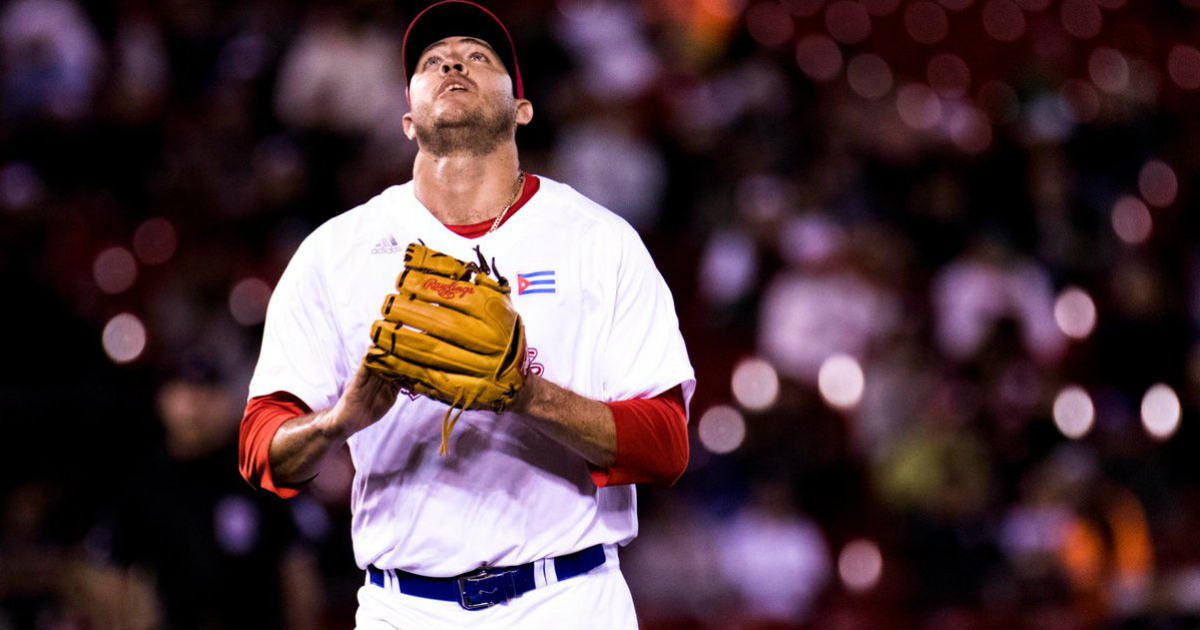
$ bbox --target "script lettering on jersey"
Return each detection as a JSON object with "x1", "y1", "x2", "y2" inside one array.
[
  {"x1": 423, "y1": 278, "x2": 475, "y2": 300},
  {"x1": 523, "y1": 347, "x2": 545, "y2": 377}
]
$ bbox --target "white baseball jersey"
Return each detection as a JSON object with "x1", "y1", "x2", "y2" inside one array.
[{"x1": 249, "y1": 175, "x2": 695, "y2": 577}]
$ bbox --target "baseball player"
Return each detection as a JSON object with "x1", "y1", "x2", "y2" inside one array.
[{"x1": 237, "y1": 2, "x2": 695, "y2": 628}]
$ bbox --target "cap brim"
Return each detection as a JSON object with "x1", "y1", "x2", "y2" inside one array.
[{"x1": 402, "y1": 1, "x2": 523, "y2": 99}]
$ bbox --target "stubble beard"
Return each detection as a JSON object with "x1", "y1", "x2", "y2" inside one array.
[{"x1": 413, "y1": 100, "x2": 516, "y2": 157}]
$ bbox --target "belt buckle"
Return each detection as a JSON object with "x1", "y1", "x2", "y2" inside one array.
[{"x1": 457, "y1": 568, "x2": 513, "y2": 610}]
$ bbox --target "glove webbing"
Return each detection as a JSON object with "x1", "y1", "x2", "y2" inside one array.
[{"x1": 439, "y1": 386, "x2": 483, "y2": 456}]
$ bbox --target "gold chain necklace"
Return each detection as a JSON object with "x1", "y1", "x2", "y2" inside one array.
[{"x1": 486, "y1": 171, "x2": 526, "y2": 235}]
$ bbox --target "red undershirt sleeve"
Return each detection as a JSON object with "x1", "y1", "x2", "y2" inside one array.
[
  {"x1": 238, "y1": 391, "x2": 313, "y2": 499},
  {"x1": 591, "y1": 385, "x2": 689, "y2": 488}
]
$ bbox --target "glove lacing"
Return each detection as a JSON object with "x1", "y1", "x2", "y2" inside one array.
[{"x1": 439, "y1": 385, "x2": 484, "y2": 456}]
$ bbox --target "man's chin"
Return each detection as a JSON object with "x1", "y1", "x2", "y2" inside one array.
[
  {"x1": 428, "y1": 106, "x2": 484, "y2": 129},
  {"x1": 432, "y1": 119, "x2": 480, "y2": 130},
  {"x1": 412, "y1": 107, "x2": 516, "y2": 157}
]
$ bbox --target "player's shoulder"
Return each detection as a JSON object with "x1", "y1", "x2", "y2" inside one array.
[
  {"x1": 533, "y1": 176, "x2": 641, "y2": 243},
  {"x1": 292, "y1": 184, "x2": 409, "y2": 260},
  {"x1": 310, "y1": 184, "x2": 408, "y2": 242}
]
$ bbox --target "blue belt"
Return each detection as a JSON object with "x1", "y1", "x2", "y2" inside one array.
[{"x1": 367, "y1": 544, "x2": 607, "y2": 610}]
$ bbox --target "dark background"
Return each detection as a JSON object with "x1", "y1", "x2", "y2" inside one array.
[{"x1": 2, "y1": 0, "x2": 1199, "y2": 628}]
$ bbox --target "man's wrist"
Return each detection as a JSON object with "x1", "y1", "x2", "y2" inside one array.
[{"x1": 511, "y1": 373, "x2": 541, "y2": 414}]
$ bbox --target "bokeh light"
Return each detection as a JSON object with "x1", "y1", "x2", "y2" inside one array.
[
  {"x1": 838, "y1": 539, "x2": 883, "y2": 593},
  {"x1": 701, "y1": 229, "x2": 759, "y2": 304},
  {"x1": 1028, "y1": 94, "x2": 1071, "y2": 140},
  {"x1": 1061, "y1": 0, "x2": 1102, "y2": 39},
  {"x1": 982, "y1": 0, "x2": 1025, "y2": 42},
  {"x1": 747, "y1": 2, "x2": 795, "y2": 47},
  {"x1": 1015, "y1": 0, "x2": 1051, "y2": 9},
  {"x1": 93, "y1": 247, "x2": 138, "y2": 295},
  {"x1": 904, "y1": 2, "x2": 949, "y2": 45},
  {"x1": 102, "y1": 313, "x2": 147, "y2": 364},
  {"x1": 1168, "y1": 45, "x2": 1200, "y2": 90},
  {"x1": 700, "y1": 0, "x2": 747, "y2": 19},
  {"x1": 847, "y1": 53, "x2": 893, "y2": 99},
  {"x1": 0, "y1": 161, "x2": 45, "y2": 213},
  {"x1": 1054, "y1": 286, "x2": 1097, "y2": 339},
  {"x1": 796, "y1": 34, "x2": 844, "y2": 82},
  {"x1": 1059, "y1": 79, "x2": 1101, "y2": 123},
  {"x1": 818, "y1": 353, "x2": 865, "y2": 410},
  {"x1": 731, "y1": 357, "x2": 781, "y2": 411},
  {"x1": 736, "y1": 173, "x2": 793, "y2": 223},
  {"x1": 697, "y1": 405, "x2": 747, "y2": 454},
  {"x1": 825, "y1": 0, "x2": 872, "y2": 44},
  {"x1": 1111, "y1": 195, "x2": 1152, "y2": 245},
  {"x1": 1053, "y1": 385, "x2": 1095, "y2": 439},
  {"x1": 927, "y1": 53, "x2": 970, "y2": 97},
  {"x1": 1139, "y1": 160, "x2": 1178, "y2": 208},
  {"x1": 779, "y1": 213, "x2": 846, "y2": 265},
  {"x1": 229, "y1": 278, "x2": 273, "y2": 326},
  {"x1": 897, "y1": 83, "x2": 943, "y2": 130},
  {"x1": 947, "y1": 105, "x2": 992, "y2": 153},
  {"x1": 1088, "y1": 47, "x2": 1130, "y2": 93},
  {"x1": 1141, "y1": 383, "x2": 1181, "y2": 441},
  {"x1": 133, "y1": 218, "x2": 178, "y2": 265}
]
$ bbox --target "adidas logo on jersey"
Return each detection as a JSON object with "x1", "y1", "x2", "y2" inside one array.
[{"x1": 371, "y1": 235, "x2": 401, "y2": 255}]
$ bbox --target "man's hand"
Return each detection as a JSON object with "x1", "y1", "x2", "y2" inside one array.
[
  {"x1": 269, "y1": 361, "x2": 401, "y2": 485},
  {"x1": 326, "y1": 361, "x2": 404, "y2": 439}
]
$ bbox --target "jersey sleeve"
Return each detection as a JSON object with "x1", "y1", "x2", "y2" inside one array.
[
  {"x1": 599, "y1": 222, "x2": 695, "y2": 405},
  {"x1": 593, "y1": 386, "x2": 689, "y2": 487},
  {"x1": 590, "y1": 224, "x2": 694, "y2": 486},
  {"x1": 239, "y1": 392, "x2": 313, "y2": 498},
  {"x1": 248, "y1": 236, "x2": 345, "y2": 412}
]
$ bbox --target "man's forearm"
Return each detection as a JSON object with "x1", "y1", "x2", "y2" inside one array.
[
  {"x1": 265, "y1": 362, "x2": 402, "y2": 486},
  {"x1": 268, "y1": 409, "x2": 350, "y2": 485},
  {"x1": 513, "y1": 375, "x2": 616, "y2": 467}
]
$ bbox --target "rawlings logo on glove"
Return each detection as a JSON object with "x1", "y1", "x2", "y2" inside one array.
[
  {"x1": 363, "y1": 242, "x2": 528, "y2": 456},
  {"x1": 422, "y1": 278, "x2": 476, "y2": 300}
]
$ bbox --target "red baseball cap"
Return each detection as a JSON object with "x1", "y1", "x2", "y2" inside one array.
[{"x1": 402, "y1": 1, "x2": 524, "y2": 99}]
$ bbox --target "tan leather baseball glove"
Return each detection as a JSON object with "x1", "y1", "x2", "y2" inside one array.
[{"x1": 363, "y1": 242, "x2": 527, "y2": 455}]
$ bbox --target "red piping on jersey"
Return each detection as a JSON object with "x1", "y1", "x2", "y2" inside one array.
[
  {"x1": 239, "y1": 392, "x2": 312, "y2": 498},
  {"x1": 443, "y1": 174, "x2": 540, "y2": 238},
  {"x1": 592, "y1": 385, "x2": 690, "y2": 488}
]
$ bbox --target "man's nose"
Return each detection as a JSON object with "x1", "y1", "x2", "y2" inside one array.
[{"x1": 441, "y1": 62, "x2": 465, "y2": 74}]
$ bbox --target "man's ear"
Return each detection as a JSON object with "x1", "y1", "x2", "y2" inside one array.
[
  {"x1": 402, "y1": 112, "x2": 417, "y2": 140},
  {"x1": 515, "y1": 99, "x2": 534, "y2": 126}
]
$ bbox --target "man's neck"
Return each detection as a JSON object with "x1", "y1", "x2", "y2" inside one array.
[{"x1": 412, "y1": 148, "x2": 522, "y2": 226}]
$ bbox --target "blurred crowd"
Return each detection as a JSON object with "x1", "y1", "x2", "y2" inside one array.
[{"x1": 2, "y1": 0, "x2": 1199, "y2": 628}]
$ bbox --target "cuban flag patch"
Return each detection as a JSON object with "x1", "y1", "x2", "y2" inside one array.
[{"x1": 517, "y1": 271, "x2": 556, "y2": 295}]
